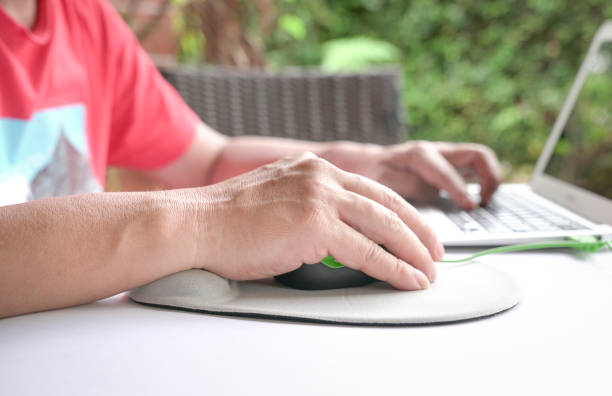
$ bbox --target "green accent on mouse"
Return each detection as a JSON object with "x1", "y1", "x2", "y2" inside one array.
[{"x1": 321, "y1": 255, "x2": 345, "y2": 269}]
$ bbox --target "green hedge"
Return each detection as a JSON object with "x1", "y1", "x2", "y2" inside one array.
[{"x1": 264, "y1": 0, "x2": 612, "y2": 177}]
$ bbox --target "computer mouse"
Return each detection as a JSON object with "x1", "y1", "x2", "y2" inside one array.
[{"x1": 274, "y1": 262, "x2": 376, "y2": 290}]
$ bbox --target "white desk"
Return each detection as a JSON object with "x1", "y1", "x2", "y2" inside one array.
[{"x1": 2, "y1": 249, "x2": 612, "y2": 396}]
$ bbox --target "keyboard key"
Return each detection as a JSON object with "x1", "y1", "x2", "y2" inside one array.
[{"x1": 443, "y1": 189, "x2": 588, "y2": 234}]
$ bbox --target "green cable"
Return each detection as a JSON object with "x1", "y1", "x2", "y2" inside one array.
[
  {"x1": 320, "y1": 236, "x2": 612, "y2": 269},
  {"x1": 439, "y1": 238, "x2": 611, "y2": 263}
]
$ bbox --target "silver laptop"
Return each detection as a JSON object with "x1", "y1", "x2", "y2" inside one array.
[{"x1": 419, "y1": 21, "x2": 612, "y2": 246}]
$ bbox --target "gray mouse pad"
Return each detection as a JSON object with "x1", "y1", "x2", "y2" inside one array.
[{"x1": 129, "y1": 262, "x2": 521, "y2": 325}]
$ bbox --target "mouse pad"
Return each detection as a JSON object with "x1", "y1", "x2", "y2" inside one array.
[{"x1": 129, "y1": 262, "x2": 521, "y2": 325}]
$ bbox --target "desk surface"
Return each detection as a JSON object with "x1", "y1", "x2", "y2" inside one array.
[{"x1": 2, "y1": 249, "x2": 612, "y2": 396}]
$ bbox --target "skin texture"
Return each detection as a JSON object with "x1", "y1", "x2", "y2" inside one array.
[
  {"x1": 184, "y1": 153, "x2": 442, "y2": 288},
  {"x1": 0, "y1": 122, "x2": 501, "y2": 318},
  {"x1": 0, "y1": 0, "x2": 36, "y2": 28},
  {"x1": 0, "y1": 1, "x2": 503, "y2": 318},
  {"x1": 153, "y1": 124, "x2": 502, "y2": 209},
  {"x1": 0, "y1": 191, "x2": 197, "y2": 316}
]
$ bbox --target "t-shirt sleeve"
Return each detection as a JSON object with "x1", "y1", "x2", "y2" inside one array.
[{"x1": 96, "y1": 0, "x2": 199, "y2": 170}]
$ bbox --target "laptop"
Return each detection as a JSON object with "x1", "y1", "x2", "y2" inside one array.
[{"x1": 418, "y1": 21, "x2": 612, "y2": 246}]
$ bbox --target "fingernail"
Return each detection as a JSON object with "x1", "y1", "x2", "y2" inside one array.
[
  {"x1": 415, "y1": 268, "x2": 430, "y2": 289},
  {"x1": 436, "y1": 243, "x2": 445, "y2": 261},
  {"x1": 428, "y1": 264, "x2": 437, "y2": 283}
]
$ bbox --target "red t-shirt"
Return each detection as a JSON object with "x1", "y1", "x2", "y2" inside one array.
[{"x1": 0, "y1": 0, "x2": 198, "y2": 203}]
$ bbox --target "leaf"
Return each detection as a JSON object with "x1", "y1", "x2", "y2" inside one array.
[
  {"x1": 321, "y1": 36, "x2": 401, "y2": 72},
  {"x1": 278, "y1": 14, "x2": 307, "y2": 41}
]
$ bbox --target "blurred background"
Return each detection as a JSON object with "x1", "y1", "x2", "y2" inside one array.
[{"x1": 109, "y1": 0, "x2": 612, "y2": 181}]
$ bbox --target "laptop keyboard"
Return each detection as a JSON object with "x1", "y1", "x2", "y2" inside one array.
[{"x1": 443, "y1": 190, "x2": 587, "y2": 234}]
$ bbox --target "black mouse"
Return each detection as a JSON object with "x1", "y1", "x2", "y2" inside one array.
[{"x1": 274, "y1": 262, "x2": 377, "y2": 290}]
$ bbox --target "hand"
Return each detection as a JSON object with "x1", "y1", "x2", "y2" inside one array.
[
  {"x1": 183, "y1": 152, "x2": 444, "y2": 290},
  {"x1": 335, "y1": 141, "x2": 503, "y2": 210}
]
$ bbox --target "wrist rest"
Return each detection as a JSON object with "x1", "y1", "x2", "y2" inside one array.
[{"x1": 129, "y1": 262, "x2": 521, "y2": 325}]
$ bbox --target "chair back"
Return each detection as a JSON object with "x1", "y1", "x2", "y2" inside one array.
[{"x1": 161, "y1": 66, "x2": 406, "y2": 145}]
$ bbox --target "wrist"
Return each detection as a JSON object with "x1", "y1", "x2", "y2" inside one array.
[
  {"x1": 143, "y1": 189, "x2": 203, "y2": 272},
  {"x1": 317, "y1": 141, "x2": 385, "y2": 177}
]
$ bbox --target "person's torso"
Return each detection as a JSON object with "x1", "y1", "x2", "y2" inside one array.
[{"x1": 0, "y1": 0, "x2": 111, "y2": 205}]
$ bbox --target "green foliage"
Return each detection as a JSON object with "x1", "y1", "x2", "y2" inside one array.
[
  {"x1": 321, "y1": 37, "x2": 401, "y2": 71},
  {"x1": 178, "y1": 30, "x2": 205, "y2": 64},
  {"x1": 263, "y1": 0, "x2": 612, "y2": 178},
  {"x1": 172, "y1": 2, "x2": 204, "y2": 64},
  {"x1": 278, "y1": 14, "x2": 307, "y2": 41}
]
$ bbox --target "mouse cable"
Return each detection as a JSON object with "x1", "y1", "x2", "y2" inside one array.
[
  {"x1": 438, "y1": 236, "x2": 612, "y2": 263},
  {"x1": 320, "y1": 236, "x2": 612, "y2": 269}
]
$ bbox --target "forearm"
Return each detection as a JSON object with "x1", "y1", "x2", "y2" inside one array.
[
  {"x1": 148, "y1": 122, "x2": 384, "y2": 188},
  {"x1": 209, "y1": 135, "x2": 384, "y2": 184},
  {"x1": 0, "y1": 191, "x2": 196, "y2": 318}
]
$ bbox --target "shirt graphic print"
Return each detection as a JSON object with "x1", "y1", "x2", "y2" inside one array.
[{"x1": 0, "y1": 103, "x2": 101, "y2": 206}]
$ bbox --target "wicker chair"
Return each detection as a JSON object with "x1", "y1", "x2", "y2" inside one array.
[{"x1": 160, "y1": 66, "x2": 406, "y2": 145}]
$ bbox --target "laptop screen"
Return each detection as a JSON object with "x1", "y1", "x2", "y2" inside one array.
[{"x1": 543, "y1": 41, "x2": 612, "y2": 199}]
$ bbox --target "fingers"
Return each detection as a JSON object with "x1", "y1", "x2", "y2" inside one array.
[
  {"x1": 339, "y1": 171, "x2": 444, "y2": 266},
  {"x1": 279, "y1": 154, "x2": 441, "y2": 288},
  {"x1": 402, "y1": 144, "x2": 477, "y2": 210},
  {"x1": 378, "y1": 168, "x2": 440, "y2": 202},
  {"x1": 326, "y1": 221, "x2": 431, "y2": 290},
  {"x1": 439, "y1": 143, "x2": 502, "y2": 206},
  {"x1": 336, "y1": 190, "x2": 437, "y2": 281}
]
